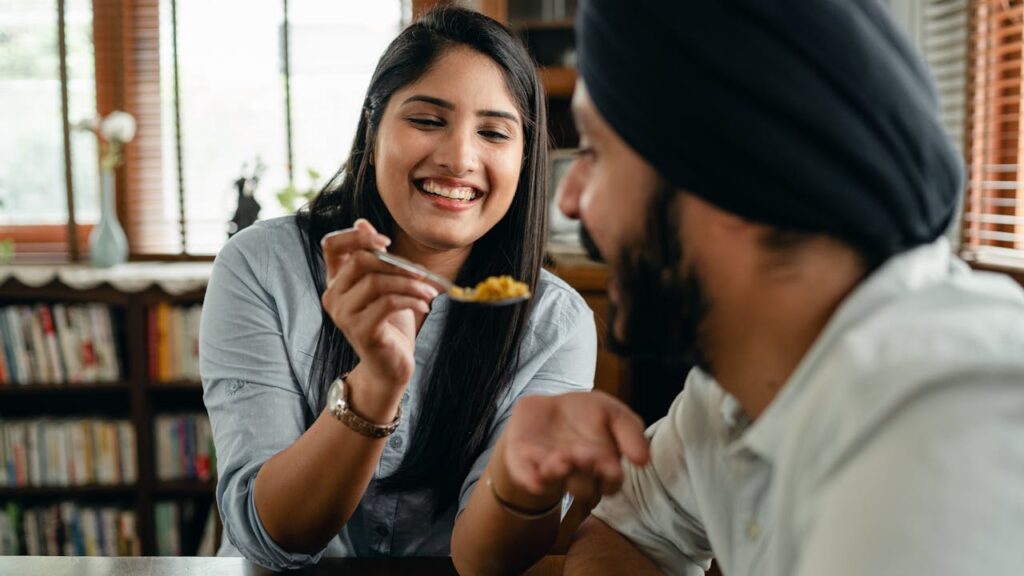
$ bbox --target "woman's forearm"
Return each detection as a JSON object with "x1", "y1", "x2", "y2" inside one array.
[
  {"x1": 450, "y1": 437, "x2": 562, "y2": 576},
  {"x1": 253, "y1": 366, "x2": 404, "y2": 554}
]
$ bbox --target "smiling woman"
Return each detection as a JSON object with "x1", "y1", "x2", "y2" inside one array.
[
  {"x1": 372, "y1": 46, "x2": 525, "y2": 253},
  {"x1": 199, "y1": 6, "x2": 597, "y2": 573}
]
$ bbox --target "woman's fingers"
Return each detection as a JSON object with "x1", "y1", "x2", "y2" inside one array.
[
  {"x1": 357, "y1": 295, "x2": 430, "y2": 334},
  {"x1": 328, "y1": 250, "x2": 420, "y2": 299},
  {"x1": 606, "y1": 401, "x2": 651, "y2": 466},
  {"x1": 341, "y1": 273, "x2": 438, "y2": 316},
  {"x1": 321, "y1": 219, "x2": 391, "y2": 279}
]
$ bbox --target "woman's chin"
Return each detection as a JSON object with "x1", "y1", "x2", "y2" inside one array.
[{"x1": 404, "y1": 230, "x2": 477, "y2": 253}]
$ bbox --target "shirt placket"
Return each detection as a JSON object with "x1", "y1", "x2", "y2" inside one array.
[
  {"x1": 370, "y1": 391, "x2": 411, "y2": 556},
  {"x1": 729, "y1": 450, "x2": 771, "y2": 575}
]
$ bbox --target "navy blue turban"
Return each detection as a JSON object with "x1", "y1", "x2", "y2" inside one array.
[{"x1": 576, "y1": 0, "x2": 964, "y2": 260}]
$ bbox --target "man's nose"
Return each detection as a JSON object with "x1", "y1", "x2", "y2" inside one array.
[{"x1": 556, "y1": 159, "x2": 582, "y2": 219}]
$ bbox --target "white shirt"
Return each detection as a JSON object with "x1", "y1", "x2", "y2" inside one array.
[{"x1": 592, "y1": 239, "x2": 1024, "y2": 576}]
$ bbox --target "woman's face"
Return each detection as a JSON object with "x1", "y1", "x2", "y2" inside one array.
[{"x1": 373, "y1": 46, "x2": 526, "y2": 253}]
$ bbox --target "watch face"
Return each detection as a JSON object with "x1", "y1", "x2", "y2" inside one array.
[{"x1": 327, "y1": 376, "x2": 346, "y2": 415}]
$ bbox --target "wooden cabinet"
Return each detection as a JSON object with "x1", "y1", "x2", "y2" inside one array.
[{"x1": 545, "y1": 263, "x2": 628, "y2": 404}]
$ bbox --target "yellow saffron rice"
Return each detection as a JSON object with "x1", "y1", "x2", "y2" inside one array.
[{"x1": 451, "y1": 275, "x2": 530, "y2": 302}]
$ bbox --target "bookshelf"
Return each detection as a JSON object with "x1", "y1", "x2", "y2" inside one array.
[
  {"x1": 0, "y1": 257, "x2": 632, "y2": 558},
  {"x1": 0, "y1": 274, "x2": 214, "y2": 557}
]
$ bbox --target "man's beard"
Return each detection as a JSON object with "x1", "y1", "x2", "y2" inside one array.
[{"x1": 581, "y1": 180, "x2": 712, "y2": 373}]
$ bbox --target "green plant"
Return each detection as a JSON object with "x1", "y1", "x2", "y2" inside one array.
[
  {"x1": 276, "y1": 168, "x2": 322, "y2": 213},
  {"x1": 0, "y1": 198, "x2": 12, "y2": 264}
]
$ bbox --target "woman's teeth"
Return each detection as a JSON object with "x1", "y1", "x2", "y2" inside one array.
[{"x1": 421, "y1": 180, "x2": 477, "y2": 201}]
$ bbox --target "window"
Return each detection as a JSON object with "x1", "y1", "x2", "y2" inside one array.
[
  {"x1": 0, "y1": 1, "x2": 405, "y2": 260},
  {"x1": 895, "y1": 0, "x2": 1024, "y2": 270},
  {"x1": 0, "y1": 0, "x2": 97, "y2": 257},
  {"x1": 961, "y1": 0, "x2": 1024, "y2": 267}
]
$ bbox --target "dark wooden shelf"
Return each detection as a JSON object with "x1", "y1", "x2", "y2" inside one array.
[
  {"x1": 511, "y1": 18, "x2": 574, "y2": 31},
  {"x1": 0, "y1": 382, "x2": 130, "y2": 396},
  {"x1": 148, "y1": 380, "x2": 202, "y2": 391},
  {"x1": 0, "y1": 484, "x2": 137, "y2": 499},
  {"x1": 153, "y1": 480, "x2": 216, "y2": 496},
  {"x1": 539, "y1": 66, "x2": 576, "y2": 98}
]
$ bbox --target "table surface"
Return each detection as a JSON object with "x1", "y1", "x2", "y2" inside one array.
[{"x1": 0, "y1": 555, "x2": 566, "y2": 575}]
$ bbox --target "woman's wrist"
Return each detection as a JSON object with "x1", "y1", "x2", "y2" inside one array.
[
  {"x1": 488, "y1": 437, "x2": 564, "y2": 515},
  {"x1": 344, "y1": 364, "x2": 406, "y2": 424}
]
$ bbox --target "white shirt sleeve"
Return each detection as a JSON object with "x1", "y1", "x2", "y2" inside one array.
[
  {"x1": 795, "y1": 375, "x2": 1024, "y2": 576},
  {"x1": 591, "y1": 387, "x2": 714, "y2": 576}
]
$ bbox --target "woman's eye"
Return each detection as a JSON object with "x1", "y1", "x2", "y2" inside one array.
[
  {"x1": 408, "y1": 117, "x2": 443, "y2": 127},
  {"x1": 480, "y1": 130, "x2": 510, "y2": 141}
]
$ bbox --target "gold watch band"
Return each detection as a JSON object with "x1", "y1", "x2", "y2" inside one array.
[{"x1": 327, "y1": 372, "x2": 402, "y2": 438}]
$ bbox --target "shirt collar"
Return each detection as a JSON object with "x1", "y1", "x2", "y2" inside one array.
[{"x1": 732, "y1": 238, "x2": 957, "y2": 459}]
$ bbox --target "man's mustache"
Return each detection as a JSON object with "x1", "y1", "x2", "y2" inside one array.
[{"x1": 579, "y1": 224, "x2": 604, "y2": 263}]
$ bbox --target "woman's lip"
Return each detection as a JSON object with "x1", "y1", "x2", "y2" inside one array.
[
  {"x1": 416, "y1": 176, "x2": 484, "y2": 194},
  {"x1": 416, "y1": 187, "x2": 482, "y2": 212}
]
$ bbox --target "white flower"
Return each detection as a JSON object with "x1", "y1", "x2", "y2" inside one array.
[
  {"x1": 100, "y1": 111, "x2": 136, "y2": 144},
  {"x1": 73, "y1": 115, "x2": 100, "y2": 133}
]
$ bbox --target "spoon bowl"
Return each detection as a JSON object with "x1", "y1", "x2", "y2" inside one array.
[{"x1": 370, "y1": 250, "x2": 529, "y2": 306}]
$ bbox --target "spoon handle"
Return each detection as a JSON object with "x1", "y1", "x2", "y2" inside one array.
[{"x1": 370, "y1": 250, "x2": 455, "y2": 292}]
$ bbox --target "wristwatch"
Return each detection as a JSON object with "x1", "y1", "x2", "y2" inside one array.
[{"x1": 326, "y1": 372, "x2": 402, "y2": 438}]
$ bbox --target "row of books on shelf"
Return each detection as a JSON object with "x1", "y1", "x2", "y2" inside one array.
[
  {"x1": 0, "y1": 419, "x2": 137, "y2": 488},
  {"x1": 155, "y1": 500, "x2": 218, "y2": 556},
  {"x1": 155, "y1": 414, "x2": 215, "y2": 482},
  {"x1": 0, "y1": 304, "x2": 121, "y2": 386},
  {"x1": 0, "y1": 502, "x2": 140, "y2": 556},
  {"x1": 149, "y1": 303, "x2": 202, "y2": 383}
]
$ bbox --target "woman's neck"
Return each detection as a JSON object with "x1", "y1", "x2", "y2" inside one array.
[{"x1": 390, "y1": 230, "x2": 473, "y2": 283}]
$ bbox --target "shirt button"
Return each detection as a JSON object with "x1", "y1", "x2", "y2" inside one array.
[
  {"x1": 389, "y1": 435, "x2": 404, "y2": 449},
  {"x1": 746, "y1": 520, "x2": 761, "y2": 540},
  {"x1": 376, "y1": 525, "x2": 389, "y2": 537}
]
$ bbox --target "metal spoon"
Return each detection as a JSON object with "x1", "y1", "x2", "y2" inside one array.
[{"x1": 370, "y1": 250, "x2": 529, "y2": 306}]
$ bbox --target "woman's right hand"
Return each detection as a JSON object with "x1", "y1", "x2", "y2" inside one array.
[{"x1": 320, "y1": 219, "x2": 439, "y2": 392}]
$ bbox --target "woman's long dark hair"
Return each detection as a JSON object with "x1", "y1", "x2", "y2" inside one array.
[{"x1": 294, "y1": 7, "x2": 548, "y2": 517}]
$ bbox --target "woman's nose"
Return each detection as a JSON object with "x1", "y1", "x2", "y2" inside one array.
[{"x1": 434, "y1": 127, "x2": 479, "y2": 176}]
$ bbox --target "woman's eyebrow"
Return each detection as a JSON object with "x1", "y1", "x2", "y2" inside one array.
[{"x1": 403, "y1": 94, "x2": 518, "y2": 122}]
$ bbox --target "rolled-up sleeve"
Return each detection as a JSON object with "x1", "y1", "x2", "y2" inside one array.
[
  {"x1": 457, "y1": 286, "x2": 598, "y2": 512},
  {"x1": 200, "y1": 231, "x2": 321, "y2": 570},
  {"x1": 590, "y1": 390, "x2": 713, "y2": 576}
]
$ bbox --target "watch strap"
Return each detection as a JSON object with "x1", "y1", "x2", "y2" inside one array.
[{"x1": 327, "y1": 372, "x2": 402, "y2": 438}]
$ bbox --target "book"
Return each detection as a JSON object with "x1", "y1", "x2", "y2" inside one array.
[
  {"x1": 4, "y1": 308, "x2": 29, "y2": 384},
  {"x1": 53, "y1": 304, "x2": 83, "y2": 384},
  {"x1": 90, "y1": 304, "x2": 119, "y2": 382},
  {"x1": 69, "y1": 306, "x2": 99, "y2": 383},
  {"x1": 38, "y1": 305, "x2": 66, "y2": 384}
]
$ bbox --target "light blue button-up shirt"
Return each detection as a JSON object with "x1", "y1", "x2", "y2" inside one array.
[
  {"x1": 200, "y1": 216, "x2": 596, "y2": 569},
  {"x1": 593, "y1": 239, "x2": 1024, "y2": 576}
]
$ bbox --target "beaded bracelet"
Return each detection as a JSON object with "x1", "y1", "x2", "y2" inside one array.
[{"x1": 485, "y1": 475, "x2": 561, "y2": 520}]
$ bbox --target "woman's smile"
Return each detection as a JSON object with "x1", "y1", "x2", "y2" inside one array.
[{"x1": 414, "y1": 177, "x2": 485, "y2": 212}]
